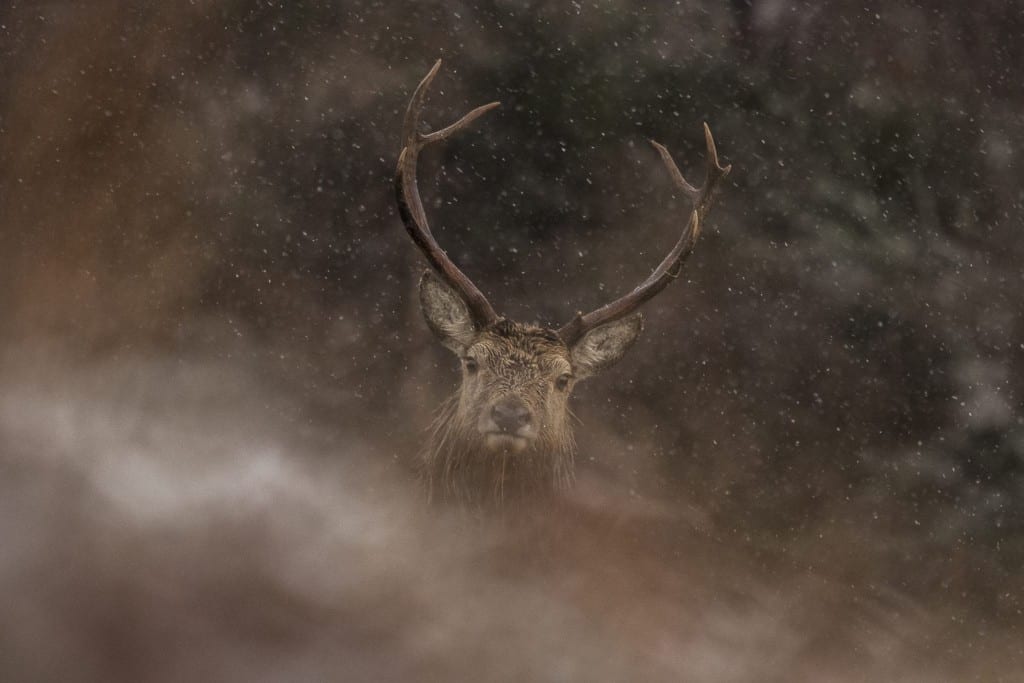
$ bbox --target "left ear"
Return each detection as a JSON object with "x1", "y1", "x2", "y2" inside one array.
[
  {"x1": 419, "y1": 270, "x2": 479, "y2": 353},
  {"x1": 570, "y1": 314, "x2": 643, "y2": 379}
]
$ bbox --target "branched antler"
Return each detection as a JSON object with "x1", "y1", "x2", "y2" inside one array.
[
  {"x1": 395, "y1": 62, "x2": 731, "y2": 344},
  {"x1": 395, "y1": 59, "x2": 500, "y2": 327},
  {"x1": 556, "y1": 124, "x2": 731, "y2": 345}
]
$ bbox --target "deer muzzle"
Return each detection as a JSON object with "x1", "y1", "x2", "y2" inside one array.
[{"x1": 481, "y1": 396, "x2": 535, "y2": 452}]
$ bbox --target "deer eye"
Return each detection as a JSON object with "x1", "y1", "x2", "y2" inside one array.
[
  {"x1": 554, "y1": 373, "x2": 572, "y2": 391},
  {"x1": 463, "y1": 357, "x2": 479, "y2": 374}
]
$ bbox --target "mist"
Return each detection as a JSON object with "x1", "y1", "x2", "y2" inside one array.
[{"x1": 1, "y1": 1, "x2": 1021, "y2": 681}]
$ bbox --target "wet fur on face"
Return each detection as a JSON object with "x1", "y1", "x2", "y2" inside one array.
[
  {"x1": 423, "y1": 320, "x2": 577, "y2": 506},
  {"x1": 418, "y1": 271, "x2": 641, "y2": 505}
]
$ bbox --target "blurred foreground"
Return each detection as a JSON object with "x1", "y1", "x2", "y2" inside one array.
[
  {"x1": 0, "y1": 341, "x2": 1020, "y2": 682},
  {"x1": 2, "y1": 1, "x2": 1022, "y2": 680}
]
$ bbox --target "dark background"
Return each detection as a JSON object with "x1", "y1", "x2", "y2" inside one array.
[{"x1": 1, "y1": 1, "x2": 1022, "y2": 680}]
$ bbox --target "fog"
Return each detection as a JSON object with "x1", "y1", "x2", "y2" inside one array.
[
  {"x1": 1, "y1": 1, "x2": 1021, "y2": 681},
  {"x1": 5, "y1": 346, "x2": 1015, "y2": 681}
]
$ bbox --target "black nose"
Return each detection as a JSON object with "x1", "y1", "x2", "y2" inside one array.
[{"x1": 491, "y1": 397, "x2": 531, "y2": 433}]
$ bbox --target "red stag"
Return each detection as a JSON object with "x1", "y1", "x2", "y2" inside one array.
[{"x1": 395, "y1": 60, "x2": 730, "y2": 505}]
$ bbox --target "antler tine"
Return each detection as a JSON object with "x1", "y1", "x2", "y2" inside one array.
[
  {"x1": 557, "y1": 125, "x2": 731, "y2": 346},
  {"x1": 395, "y1": 59, "x2": 501, "y2": 326},
  {"x1": 650, "y1": 122, "x2": 732, "y2": 221}
]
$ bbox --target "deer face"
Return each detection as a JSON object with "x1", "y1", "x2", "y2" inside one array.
[
  {"x1": 461, "y1": 323, "x2": 570, "y2": 454},
  {"x1": 420, "y1": 272, "x2": 642, "y2": 455},
  {"x1": 394, "y1": 61, "x2": 729, "y2": 503}
]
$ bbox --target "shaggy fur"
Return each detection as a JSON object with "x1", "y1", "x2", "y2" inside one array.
[
  {"x1": 422, "y1": 321, "x2": 577, "y2": 506},
  {"x1": 418, "y1": 271, "x2": 639, "y2": 506}
]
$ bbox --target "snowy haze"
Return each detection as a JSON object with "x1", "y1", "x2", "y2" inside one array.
[{"x1": 1, "y1": 1, "x2": 1021, "y2": 680}]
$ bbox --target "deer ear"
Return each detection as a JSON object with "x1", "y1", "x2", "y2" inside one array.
[
  {"x1": 419, "y1": 270, "x2": 479, "y2": 353},
  {"x1": 570, "y1": 314, "x2": 643, "y2": 379}
]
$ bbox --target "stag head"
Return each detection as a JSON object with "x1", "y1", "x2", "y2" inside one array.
[{"x1": 396, "y1": 61, "x2": 731, "y2": 505}]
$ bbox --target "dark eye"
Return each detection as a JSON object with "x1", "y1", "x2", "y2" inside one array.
[
  {"x1": 555, "y1": 373, "x2": 571, "y2": 391},
  {"x1": 464, "y1": 357, "x2": 479, "y2": 374}
]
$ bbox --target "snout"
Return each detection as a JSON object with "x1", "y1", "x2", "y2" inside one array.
[
  {"x1": 491, "y1": 397, "x2": 531, "y2": 433},
  {"x1": 481, "y1": 396, "x2": 535, "y2": 452}
]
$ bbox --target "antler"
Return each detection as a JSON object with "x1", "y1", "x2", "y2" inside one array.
[
  {"x1": 557, "y1": 124, "x2": 732, "y2": 346},
  {"x1": 395, "y1": 59, "x2": 501, "y2": 327}
]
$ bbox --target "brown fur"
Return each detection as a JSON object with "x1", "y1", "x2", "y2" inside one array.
[
  {"x1": 418, "y1": 271, "x2": 640, "y2": 505},
  {"x1": 423, "y1": 320, "x2": 577, "y2": 506}
]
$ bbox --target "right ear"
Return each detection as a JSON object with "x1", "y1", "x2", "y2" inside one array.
[
  {"x1": 569, "y1": 313, "x2": 643, "y2": 379},
  {"x1": 419, "y1": 270, "x2": 478, "y2": 353}
]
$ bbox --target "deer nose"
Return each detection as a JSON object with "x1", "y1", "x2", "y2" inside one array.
[{"x1": 491, "y1": 397, "x2": 531, "y2": 433}]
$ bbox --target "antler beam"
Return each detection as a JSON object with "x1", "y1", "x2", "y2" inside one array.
[
  {"x1": 395, "y1": 59, "x2": 501, "y2": 327},
  {"x1": 556, "y1": 124, "x2": 731, "y2": 345},
  {"x1": 395, "y1": 62, "x2": 731, "y2": 344}
]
